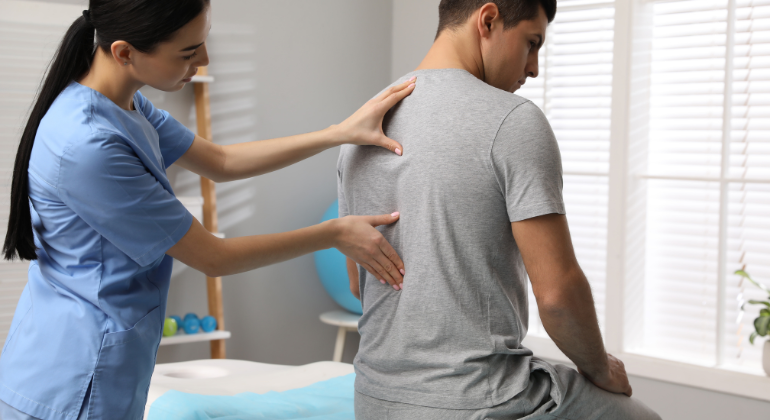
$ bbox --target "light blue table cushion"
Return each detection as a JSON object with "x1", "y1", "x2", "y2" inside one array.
[{"x1": 147, "y1": 373, "x2": 355, "y2": 420}]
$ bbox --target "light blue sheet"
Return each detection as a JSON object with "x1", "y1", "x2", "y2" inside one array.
[{"x1": 147, "y1": 374, "x2": 355, "y2": 420}]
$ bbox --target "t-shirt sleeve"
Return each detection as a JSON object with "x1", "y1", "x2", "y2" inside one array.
[
  {"x1": 337, "y1": 146, "x2": 350, "y2": 218},
  {"x1": 58, "y1": 132, "x2": 194, "y2": 267},
  {"x1": 490, "y1": 101, "x2": 565, "y2": 222},
  {"x1": 134, "y1": 91, "x2": 195, "y2": 168}
]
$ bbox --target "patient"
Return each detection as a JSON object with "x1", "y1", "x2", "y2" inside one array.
[{"x1": 337, "y1": 1, "x2": 661, "y2": 419}]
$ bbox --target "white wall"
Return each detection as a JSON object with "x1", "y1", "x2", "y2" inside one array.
[
  {"x1": 391, "y1": 0, "x2": 441, "y2": 80},
  {"x1": 157, "y1": 0, "x2": 393, "y2": 366}
]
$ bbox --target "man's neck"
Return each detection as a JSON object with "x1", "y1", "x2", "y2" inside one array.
[{"x1": 415, "y1": 29, "x2": 485, "y2": 82}]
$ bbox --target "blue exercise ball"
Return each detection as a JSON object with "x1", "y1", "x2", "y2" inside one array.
[
  {"x1": 200, "y1": 315, "x2": 217, "y2": 333},
  {"x1": 314, "y1": 200, "x2": 362, "y2": 314},
  {"x1": 183, "y1": 317, "x2": 200, "y2": 334}
]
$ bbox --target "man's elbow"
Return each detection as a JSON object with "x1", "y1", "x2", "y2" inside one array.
[
  {"x1": 534, "y1": 274, "x2": 591, "y2": 316},
  {"x1": 536, "y1": 290, "x2": 572, "y2": 318}
]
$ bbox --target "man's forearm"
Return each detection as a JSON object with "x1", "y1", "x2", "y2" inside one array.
[
  {"x1": 537, "y1": 270, "x2": 609, "y2": 382},
  {"x1": 347, "y1": 257, "x2": 360, "y2": 299}
]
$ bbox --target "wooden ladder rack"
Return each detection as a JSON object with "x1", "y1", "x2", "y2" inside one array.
[{"x1": 193, "y1": 67, "x2": 226, "y2": 359}]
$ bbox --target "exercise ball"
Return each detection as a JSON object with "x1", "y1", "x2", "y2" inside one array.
[
  {"x1": 314, "y1": 200, "x2": 363, "y2": 314},
  {"x1": 200, "y1": 315, "x2": 217, "y2": 333},
  {"x1": 183, "y1": 317, "x2": 200, "y2": 334}
]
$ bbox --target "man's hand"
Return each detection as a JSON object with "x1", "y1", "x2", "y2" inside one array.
[{"x1": 579, "y1": 354, "x2": 633, "y2": 397}]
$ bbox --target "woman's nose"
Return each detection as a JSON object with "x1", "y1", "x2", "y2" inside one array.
[{"x1": 197, "y1": 44, "x2": 211, "y2": 67}]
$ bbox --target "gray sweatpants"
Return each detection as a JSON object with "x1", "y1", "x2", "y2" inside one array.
[{"x1": 355, "y1": 364, "x2": 661, "y2": 420}]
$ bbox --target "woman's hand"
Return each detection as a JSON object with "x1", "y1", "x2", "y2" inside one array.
[
  {"x1": 335, "y1": 77, "x2": 417, "y2": 156},
  {"x1": 330, "y1": 212, "x2": 405, "y2": 290}
]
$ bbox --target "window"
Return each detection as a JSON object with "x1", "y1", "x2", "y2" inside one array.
[
  {"x1": 631, "y1": 0, "x2": 770, "y2": 374},
  {"x1": 517, "y1": 0, "x2": 616, "y2": 337},
  {"x1": 520, "y1": 0, "x2": 770, "y2": 400}
]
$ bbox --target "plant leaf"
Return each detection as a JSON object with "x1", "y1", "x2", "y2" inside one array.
[
  {"x1": 762, "y1": 308, "x2": 770, "y2": 318},
  {"x1": 754, "y1": 316, "x2": 770, "y2": 336},
  {"x1": 750, "y1": 332, "x2": 758, "y2": 345},
  {"x1": 748, "y1": 300, "x2": 770, "y2": 309},
  {"x1": 735, "y1": 270, "x2": 770, "y2": 294}
]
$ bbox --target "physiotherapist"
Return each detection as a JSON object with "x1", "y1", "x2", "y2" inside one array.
[{"x1": 0, "y1": 1, "x2": 413, "y2": 419}]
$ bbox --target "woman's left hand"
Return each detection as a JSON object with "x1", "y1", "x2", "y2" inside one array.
[{"x1": 335, "y1": 77, "x2": 417, "y2": 156}]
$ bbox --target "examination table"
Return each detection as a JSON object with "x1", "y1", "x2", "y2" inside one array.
[{"x1": 144, "y1": 359, "x2": 355, "y2": 419}]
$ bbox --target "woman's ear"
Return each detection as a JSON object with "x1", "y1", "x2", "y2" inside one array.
[{"x1": 110, "y1": 41, "x2": 133, "y2": 66}]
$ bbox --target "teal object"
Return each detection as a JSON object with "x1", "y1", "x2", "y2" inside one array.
[
  {"x1": 200, "y1": 315, "x2": 217, "y2": 333},
  {"x1": 183, "y1": 317, "x2": 200, "y2": 334},
  {"x1": 148, "y1": 373, "x2": 355, "y2": 419},
  {"x1": 184, "y1": 313, "x2": 198, "y2": 323},
  {"x1": 314, "y1": 200, "x2": 362, "y2": 315}
]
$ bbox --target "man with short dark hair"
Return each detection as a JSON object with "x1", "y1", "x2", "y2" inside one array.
[{"x1": 338, "y1": 1, "x2": 661, "y2": 418}]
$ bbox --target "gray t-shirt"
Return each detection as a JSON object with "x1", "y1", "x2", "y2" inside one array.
[{"x1": 337, "y1": 69, "x2": 565, "y2": 409}]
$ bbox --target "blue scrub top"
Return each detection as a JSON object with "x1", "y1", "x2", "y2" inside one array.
[{"x1": 0, "y1": 83, "x2": 195, "y2": 420}]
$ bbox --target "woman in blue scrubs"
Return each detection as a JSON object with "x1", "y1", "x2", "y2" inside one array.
[{"x1": 0, "y1": 1, "x2": 412, "y2": 419}]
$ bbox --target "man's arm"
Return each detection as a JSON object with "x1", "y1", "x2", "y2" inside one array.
[
  {"x1": 511, "y1": 214, "x2": 633, "y2": 396},
  {"x1": 347, "y1": 257, "x2": 360, "y2": 299}
]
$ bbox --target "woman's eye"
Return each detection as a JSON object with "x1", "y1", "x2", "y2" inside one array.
[{"x1": 184, "y1": 51, "x2": 198, "y2": 61}]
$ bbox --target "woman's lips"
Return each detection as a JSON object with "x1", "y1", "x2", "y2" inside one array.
[{"x1": 182, "y1": 69, "x2": 198, "y2": 83}]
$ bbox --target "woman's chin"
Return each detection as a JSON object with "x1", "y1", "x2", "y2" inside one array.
[{"x1": 152, "y1": 82, "x2": 188, "y2": 93}]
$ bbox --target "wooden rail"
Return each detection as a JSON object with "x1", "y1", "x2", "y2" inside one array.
[{"x1": 193, "y1": 66, "x2": 226, "y2": 359}]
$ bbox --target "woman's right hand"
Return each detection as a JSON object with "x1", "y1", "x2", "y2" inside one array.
[
  {"x1": 330, "y1": 212, "x2": 405, "y2": 290},
  {"x1": 334, "y1": 78, "x2": 417, "y2": 156}
]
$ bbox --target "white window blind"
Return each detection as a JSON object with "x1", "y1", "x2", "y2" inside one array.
[
  {"x1": 516, "y1": 2, "x2": 615, "y2": 336},
  {"x1": 0, "y1": 2, "x2": 80, "y2": 348},
  {"x1": 633, "y1": 0, "x2": 770, "y2": 373},
  {"x1": 726, "y1": 0, "x2": 770, "y2": 372}
]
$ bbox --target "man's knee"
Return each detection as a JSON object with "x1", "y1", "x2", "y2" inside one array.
[
  {"x1": 615, "y1": 395, "x2": 661, "y2": 420},
  {"x1": 552, "y1": 365, "x2": 661, "y2": 420}
]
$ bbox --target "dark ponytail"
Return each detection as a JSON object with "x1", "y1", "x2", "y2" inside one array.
[
  {"x1": 3, "y1": 0, "x2": 209, "y2": 261},
  {"x1": 3, "y1": 16, "x2": 94, "y2": 260}
]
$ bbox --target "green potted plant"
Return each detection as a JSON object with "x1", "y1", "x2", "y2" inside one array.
[{"x1": 736, "y1": 270, "x2": 770, "y2": 376}]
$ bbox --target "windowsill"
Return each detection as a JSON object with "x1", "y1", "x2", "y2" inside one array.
[{"x1": 521, "y1": 335, "x2": 770, "y2": 402}]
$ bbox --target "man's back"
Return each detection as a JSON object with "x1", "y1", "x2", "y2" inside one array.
[{"x1": 337, "y1": 68, "x2": 564, "y2": 409}]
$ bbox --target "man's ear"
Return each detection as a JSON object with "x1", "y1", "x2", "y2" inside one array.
[
  {"x1": 110, "y1": 41, "x2": 133, "y2": 66},
  {"x1": 477, "y1": 3, "x2": 501, "y2": 39}
]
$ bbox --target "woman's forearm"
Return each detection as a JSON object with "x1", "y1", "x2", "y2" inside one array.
[
  {"x1": 177, "y1": 80, "x2": 414, "y2": 182},
  {"x1": 214, "y1": 78, "x2": 416, "y2": 182},
  {"x1": 219, "y1": 126, "x2": 344, "y2": 182},
  {"x1": 212, "y1": 221, "x2": 336, "y2": 276},
  {"x1": 169, "y1": 217, "x2": 339, "y2": 277},
  {"x1": 168, "y1": 213, "x2": 405, "y2": 288}
]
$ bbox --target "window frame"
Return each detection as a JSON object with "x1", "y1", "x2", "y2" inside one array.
[{"x1": 527, "y1": 0, "x2": 770, "y2": 401}]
